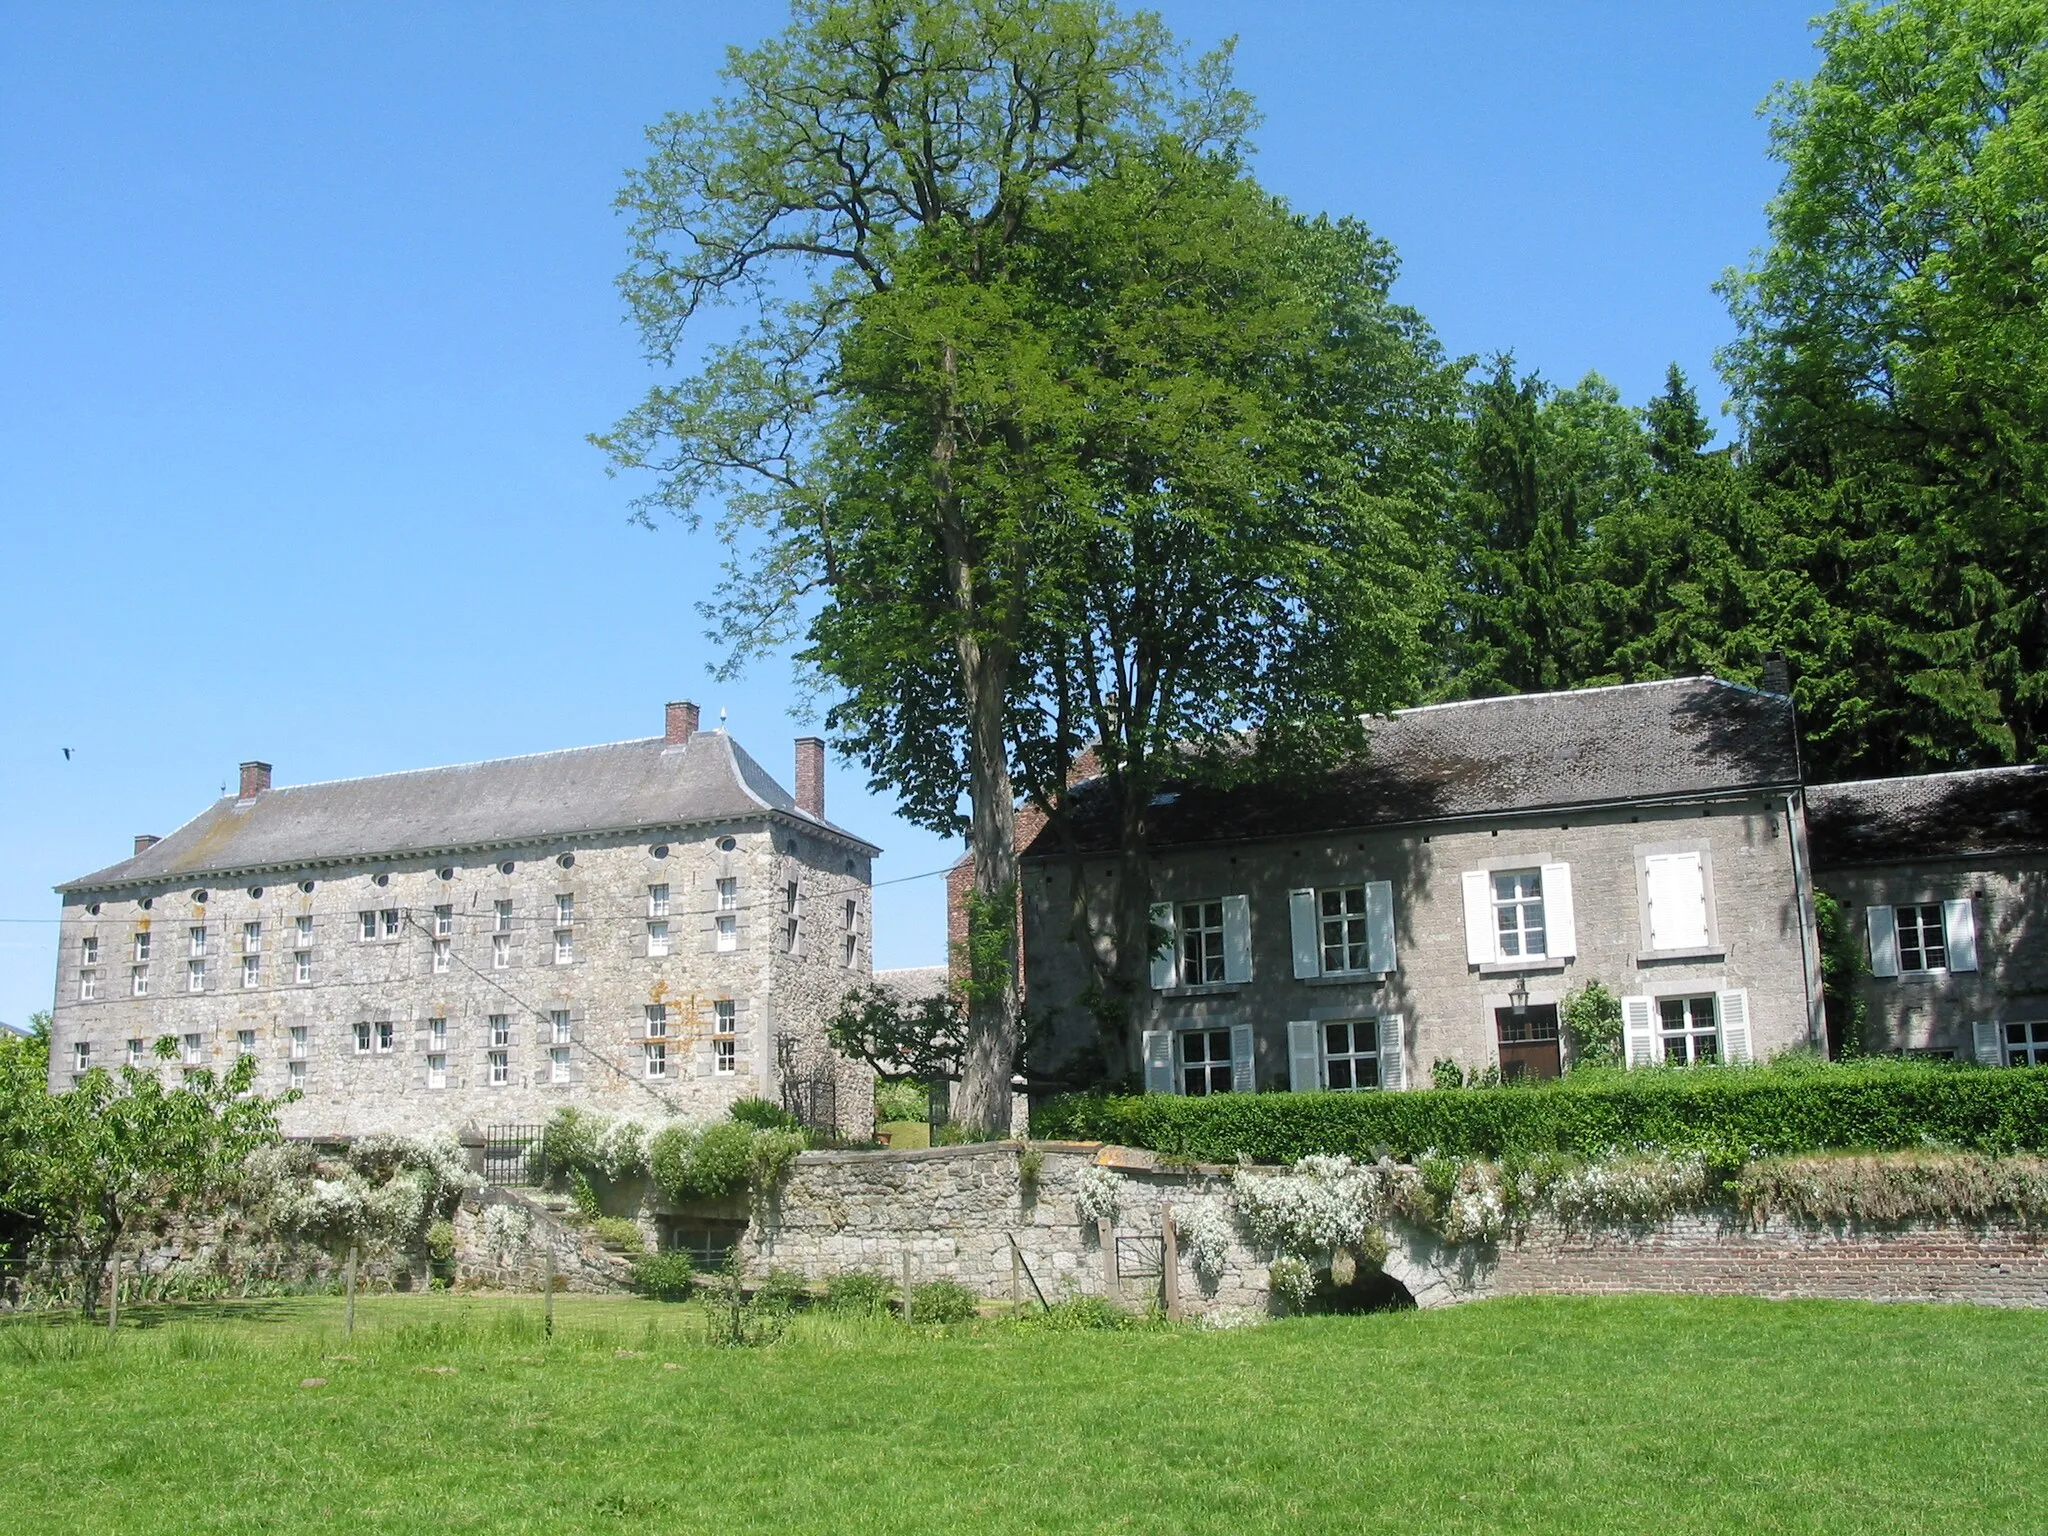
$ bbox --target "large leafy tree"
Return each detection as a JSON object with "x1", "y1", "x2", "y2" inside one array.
[
  {"x1": 602, "y1": 0, "x2": 1452, "y2": 1120},
  {"x1": 1719, "y1": 0, "x2": 2048, "y2": 776}
]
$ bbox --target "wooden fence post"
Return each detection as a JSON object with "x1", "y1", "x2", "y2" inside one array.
[
  {"x1": 1098, "y1": 1217, "x2": 1117, "y2": 1302},
  {"x1": 1010, "y1": 1239, "x2": 1023, "y2": 1317},
  {"x1": 343, "y1": 1243, "x2": 359, "y2": 1338},
  {"x1": 106, "y1": 1251, "x2": 120, "y2": 1337},
  {"x1": 901, "y1": 1250, "x2": 914, "y2": 1324},
  {"x1": 545, "y1": 1245, "x2": 557, "y2": 1338},
  {"x1": 1161, "y1": 1207, "x2": 1180, "y2": 1322}
]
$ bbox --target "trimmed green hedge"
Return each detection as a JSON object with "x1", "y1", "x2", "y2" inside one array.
[{"x1": 1032, "y1": 1061, "x2": 2048, "y2": 1162}]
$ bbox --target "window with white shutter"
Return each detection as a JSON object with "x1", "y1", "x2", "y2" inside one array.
[
  {"x1": 1378, "y1": 1014, "x2": 1406, "y2": 1091},
  {"x1": 1229, "y1": 1022, "x2": 1256, "y2": 1094},
  {"x1": 1943, "y1": 899, "x2": 1980, "y2": 973},
  {"x1": 1866, "y1": 905, "x2": 1900, "y2": 978},
  {"x1": 1621, "y1": 994, "x2": 1657, "y2": 1067},
  {"x1": 1461, "y1": 871, "x2": 1494, "y2": 965},
  {"x1": 1148, "y1": 904, "x2": 1178, "y2": 990},
  {"x1": 1287, "y1": 1020, "x2": 1321, "y2": 1091},
  {"x1": 1221, "y1": 896, "x2": 1252, "y2": 984},
  {"x1": 1142, "y1": 1029, "x2": 1174, "y2": 1093},
  {"x1": 1645, "y1": 852, "x2": 1711, "y2": 950},
  {"x1": 1715, "y1": 989, "x2": 1754, "y2": 1063},
  {"x1": 1288, "y1": 889, "x2": 1319, "y2": 978}
]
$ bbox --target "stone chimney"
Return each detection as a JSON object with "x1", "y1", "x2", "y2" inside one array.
[
  {"x1": 665, "y1": 700, "x2": 700, "y2": 746},
  {"x1": 1761, "y1": 653, "x2": 1791, "y2": 697},
  {"x1": 795, "y1": 736, "x2": 825, "y2": 818},
  {"x1": 239, "y1": 761, "x2": 272, "y2": 800},
  {"x1": 134, "y1": 834, "x2": 160, "y2": 855}
]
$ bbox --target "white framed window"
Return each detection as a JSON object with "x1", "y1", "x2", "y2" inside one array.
[
  {"x1": 1319, "y1": 887, "x2": 1368, "y2": 973},
  {"x1": 359, "y1": 911, "x2": 378, "y2": 941},
  {"x1": 1658, "y1": 996, "x2": 1719, "y2": 1065},
  {"x1": 1321, "y1": 1019, "x2": 1380, "y2": 1090},
  {"x1": 845, "y1": 933, "x2": 857, "y2": 966},
  {"x1": 647, "y1": 921, "x2": 670, "y2": 957},
  {"x1": 551, "y1": 1009, "x2": 572, "y2": 1044},
  {"x1": 433, "y1": 939, "x2": 450, "y2": 973},
  {"x1": 289, "y1": 1026, "x2": 308, "y2": 1060},
  {"x1": 237, "y1": 1029, "x2": 256, "y2": 1058},
  {"x1": 133, "y1": 931, "x2": 151, "y2": 962},
  {"x1": 295, "y1": 915, "x2": 313, "y2": 946},
  {"x1": 1867, "y1": 900, "x2": 1979, "y2": 980},
  {"x1": 555, "y1": 894, "x2": 574, "y2": 926},
  {"x1": 716, "y1": 878, "x2": 738, "y2": 911},
  {"x1": 494, "y1": 899, "x2": 513, "y2": 932},
  {"x1": 713, "y1": 999, "x2": 737, "y2": 1075},
  {"x1": 72, "y1": 1041, "x2": 90, "y2": 1074},
  {"x1": 353, "y1": 1022, "x2": 371, "y2": 1054},
  {"x1": 716, "y1": 915, "x2": 737, "y2": 952},
  {"x1": 186, "y1": 960, "x2": 205, "y2": 992},
  {"x1": 1493, "y1": 871, "x2": 1546, "y2": 958},
  {"x1": 785, "y1": 881, "x2": 800, "y2": 952},
  {"x1": 81, "y1": 935, "x2": 99, "y2": 965},
  {"x1": 79, "y1": 971, "x2": 99, "y2": 1001},
  {"x1": 182, "y1": 1032, "x2": 203, "y2": 1066},
  {"x1": 241, "y1": 954, "x2": 260, "y2": 988},
  {"x1": 243, "y1": 920, "x2": 262, "y2": 954},
  {"x1": 374, "y1": 1020, "x2": 394, "y2": 1053},
  {"x1": 713, "y1": 998, "x2": 735, "y2": 1031},
  {"x1": 489, "y1": 1014, "x2": 510, "y2": 1048},
  {"x1": 648, "y1": 884, "x2": 670, "y2": 918},
  {"x1": 1622, "y1": 990, "x2": 1752, "y2": 1067},
  {"x1": 644, "y1": 1041, "x2": 667, "y2": 1079},
  {"x1": 427, "y1": 1053, "x2": 447, "y2": 1089},
  {"x1": 492, "y1": 933, "x2": 509, "y2": 970},
  {"x1": 553, "y1": 929, "x2": 574, "y2": 964},
  {"x1": 189, "y1": 926, "x2": 207, "y2": 958},
  {"x1": 1897, "y1": 904, "x2": 1948, "y2": 973},
  {"x1": 381, "y1": 909, "x2": 399, "y2": 938},
  {"x1": 2005, "y1": 1021, "x2": 2048, "y2": 1067},
  {"x1": 131, "y1": 966, "x2": 150, "y2": 997},
  {"x1": 289, "y1": 1059, "x2": 307, "y2": 1091},
  {"x1": 428, "y1": 1018, "x2": 446, "y2": 1050},
  {"x1": 1644, "y1": 852, "x2": 1712, "y2": 950},
  {"x1": 294, "y1": 951, "x2": 313, "y2": 984},
  {"x1": 487, "y1": 1049, "x2": 509, "y2": 1086},
  {"x1": 644, "y1": 1003, "x2": 668, "y2": 1039},
  {"x1": 126, "y1": 1037, "x2": 144, "y2": 1066},
  {"x1": 1289, "y1": 882, "x2": 1396, "y2": 979},
  {"x1": 550, "y1": 1046, "x2": 571, "y2": 1083},
  {"x1": 1179, "y1": 901, "x2": 1227, "y2": 984},
  {"x1": 434, "y1": 904, "x2": 453, "y2": 937},
  {"x1": 1179, "y1": 1027, "x2": 1237, "y2": 1096}
]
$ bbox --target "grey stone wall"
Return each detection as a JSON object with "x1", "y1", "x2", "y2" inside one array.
[
  {"x1": 48, "y1": 816, "x2": 876, "y2": 1141},
  {"x1": 1022, "y1": 793, "x2": 1821, "y2": 1090},
  {"x1": 1813, "y1": 854, "x2": 2048, "y2": 1058}
]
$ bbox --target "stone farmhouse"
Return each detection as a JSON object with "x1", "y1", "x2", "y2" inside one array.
[
  {"x1": 1012, "y1": 676, "x2": 2048, "y2": 1098},
  {"x1": 47, "y1": 702, "x2": 880, "y2": 1141}
]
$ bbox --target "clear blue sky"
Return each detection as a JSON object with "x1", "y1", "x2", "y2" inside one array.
[{"x1": 0, "y1": 2, "x2": 1820, "y2": 1028}]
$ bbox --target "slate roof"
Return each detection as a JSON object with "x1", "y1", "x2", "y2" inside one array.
[
  {"x1": 1025, "y1": 677, "x2": 1800, "y2": 856},
  {"x1": 60, "y1": 731, "x2": 877, "y2": 892},
  {"x1": 872, "y1": 966, "x2": 951, "y2": 1005},
  {"x1": 1806, "y1": 765, "x2": 2048, "y2": 868}
]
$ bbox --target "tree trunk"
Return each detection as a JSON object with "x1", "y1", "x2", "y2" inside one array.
[
  {"x1": 1110, "y1": 781, "x2": 1155, "y2": 1081},
  {"x1": 954, "y1": 633, "x2": 1022, "y2": 1132}
]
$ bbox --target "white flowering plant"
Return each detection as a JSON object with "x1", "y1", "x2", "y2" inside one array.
[{"x1": 1075, "y1": 1164, "x2": 1121, "y2": 1223}]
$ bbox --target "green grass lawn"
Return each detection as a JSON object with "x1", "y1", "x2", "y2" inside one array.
[{"x1": 3, "y1": 1292, "x2": 2042, "y2": 1534}]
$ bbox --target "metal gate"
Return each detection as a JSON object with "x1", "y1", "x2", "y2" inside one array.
[{"x1": 482, "y1": 1124, "x2": 543, "y2": 1186}]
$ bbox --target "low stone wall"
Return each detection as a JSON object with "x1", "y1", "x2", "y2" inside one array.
[
  {"x1": 449, "y1": 1188, "x2": 636, "y2": 1293},
  {"x1": 739, "y1": 1142, "x2": 1268, "y2": 1319}
]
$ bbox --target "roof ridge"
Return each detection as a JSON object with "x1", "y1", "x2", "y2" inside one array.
[
  {"x1": 1813, "y1": 762, "x2": 2047, "y2": 793},
  {"x1": 1393, "y1": 676, "x2": 1719, "y2": 719},
  {"x1": 260, "y1": 733, "x2": 677, "y2": 795}
]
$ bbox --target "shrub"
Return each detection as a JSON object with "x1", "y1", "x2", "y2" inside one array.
[
  {"x1": 592, "y1": 1216, "x2": 647, "y2": 1252},
  {"x1": 824, "y1": 1270, "x2": 895, "y2": 1315},
  {"x1": 425, "y1": 1219, "x2": 456, "y2": 1263},
  {"x1": 539, "y1": 1107, "x2": 650, "y2": 1186},
  {"x1": 1562, "y1": 981, "x2": 1623, "y2": 1069},
  {"x1": 874, "y1": 1079, "x2": 929, "y2": 1124},
  {"x1": 747, "y1": 1129, "x2": 806, "y2": 1191},
  {"x1": 729, "y1": 1097, "x2": 801, "y2": 1133},
  {"x1": 1034, "y1": 1060, "x2": 2048, "y2": 1163},
  {"x1": 631, "y1": 1250, "x2": 696, "y2": 1301},
  {"x1": 1023, "y1": 1296, "x2": 1130, "y2": 1332},
  {"x1": 1737, "y1": 1151, "x2": 2048, "y2": 1226},
  {"x1": 753, "y1": 1267, "x2": 811, "y2": 1312},
  {"x1": 909, "y1": 1280, "x2": 979, "y2": 1324}
]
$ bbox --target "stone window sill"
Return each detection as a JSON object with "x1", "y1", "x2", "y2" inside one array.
[
  {"x1": 1635, "y1": 947, "x2": 1726, "y2": 966},
  {"x1": 1477, "y1": 958, "x2": 1569, "y2": 976},
  {"x1": 1158, "y1": 982, "x2": 1249, "y2": 998},
  {"x1": 1302, "y1": 972, "x2": 1389, "y2": 987}
]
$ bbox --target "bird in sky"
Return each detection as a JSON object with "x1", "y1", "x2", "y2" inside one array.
[{"x1": 62, "y1": 747, "x2": 72, "y2": 760}]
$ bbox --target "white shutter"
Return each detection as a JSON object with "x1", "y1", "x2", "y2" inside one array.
[
  {"x1": 1944, "y1": 898, "x2": 1979, "y2": 973},
  {"x1": 1541, "y1": 863, "x2": 1577, "y2": 959},
  {"x1": 1230, "y1": 1023, "x2": 1256, "y2": 1094},
  {"x1": 1866, "y1": 904, "x2": 1899, "y2": 978},
  {"x1": 1288, "y1": 888, "x2": 1320, "y2": 979},
  {"x1": 1221, "y1": 895, "x2": 1253, "y2": 984},
  {"x1": 1646, "y1": 852, "x2": 1710, "y2": 950},
  {"x1": 1365, "y1": 881, "x2": 1397, "y2": 974},
  {"x1": 1622, "y1": 994, "x2": 1657, "y2": 1068},
  {"x1": 1972, "y1": 1020, "x2": 2005, "y2": 1067},
  {"x1": 1149, "y1": 903, "x2": 1178, "y2": 990},
  {"x1": 1716, "y1": 989, "x2": 1753, "y2": 1064},
  {"x1": 1378, "y1": 1013, "x2": 1406, "y2": 1091},
  {"x1": 1461, "y1": 871, "x2": 1494, "y2": 966},
  {"x1": 1287, "y1": 1020, "x2": 1321, "y2": 1092},
  {"x1": 1142, "y1": 1029, "x2": 1175, "y2": 1093}
]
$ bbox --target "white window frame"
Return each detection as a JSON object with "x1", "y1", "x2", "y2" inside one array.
[
  {"x1": 716, "y1": 878, "x2": 738, "y2": 911},
  {"x1": 295, "y1": 915, "x2": 314, "y2": 946},
  {"x1": 359, "y1": 911, "x2": 378, "y2": 942},
  {"x1": 713, "y1": 999, "x2": 737, "y2": 1075},
  {"x1": 434, "y1": 904, "x2": 453, "y2": 938},
  {"x1": 289, "y1": 1026, "x2": 308, "y2": 1060},
  {"x1": 289, "y1": 1059, "x2": 307, "y2": 1091},
  {"x1": 645, "y1": 1041, "x2": 667, "y2": 1079},
  {"x1": 716, "y1": 915, "x2": 737, "y2": 952},
  {"x1": 556, "y1": 893, "x2": 575, "y2": 926},
  {"x1": 427, "y1": 1053, "x2": 447, "y2": 1089},
  {"x1": 381, "y1": 909, "x2": 399, "y2": 938},
  {"x1": 494, "y1": 899, "x2": 513, "y2": 933},
  {"x1": 553, "y1": 929, "x2": 574, "y2": 964},
  {"x1": 189, "y1": 926, "x2": 207, "y2": 958},
  {"x1": 489, "y1": 1014, "x2": 511, "y2": 1048},
  {"x1": 2002, "y1": 1020, "x2": 2048, "y2": 1067},
  {"x1": 1896, "y1": 903, "x2": 1949, "y2": 974},
  {"x1": 131, "y1": 966, "x2": 150, "y2": 997},
  {"x1": 492, "y1": 933, "x2": 510, "y2": 970},
  {"x1": 428, "y1": 1018, "x2": 446, "y2": 1051},
  {"x1": 647, "y1": 921, "x2": 670, "y2": 957},
  {"x1": 243, "y1": 920, "x2": 262, "y2": 955},
  {"x1": 241, "y1": 954, "x2": 261, "y2": 989},
  {"x1": 1177, "y1": 900, "x2": 1229, "y2": 985},
  {"x1": 294, "y1": 951, "x2": 313, "y2": 985},
  {"x1": 236, "y1": 1029, "x2": 256, "y2": 1058},
  {"x1": 374, "y1": 1020, "x2": 394, "y2": 1054},
  {"x1": 187, "y1": 959, "x2": 206, "y2": 993},
  {"x1": 1492, "y1": 869, "x2": 1547, "y2": 959},
  {"x1": 645, "y1": 1004, "x2": 669, "y2": 1039},
  {"x1": 551, "y1": 1009, "x2": 572, "y2": 1045},
  {"x1": 81, "y1": 935, "x2": 99, "y2": 965},
  {"x1": 432, "y1": 939, "x2": 451, "y2": 973},
  {"x1": 648, "y1": 884, "x2": 670, "y2": 918},
  {"x1": 126, "y1": 1037, "x2": 144, "y2": 1066},
  {"x1": 550, "y1": 1046, "x2": 571, "y2": 1084},
  {"x1": 133, "y1": 931, "x2": 150, "y2": 963},
  {"x1": 487, "y1": 1049, "x2": 509, "y2": 1086},
  {"x1": 72, "y1": 1041, "x2": 90, "y2": 1074},
  {"x1": 1175, "y1": 1023, "x2": 1254, "y2": 1097},
  {"x1": 353, "y1": 1022, "x2": 372, "y2": 1054},
  {"x1": 79, "y1": 971, "x2": 98, "y2": 1002},
  {"x1": 1322, "y1": 1018, "x2": 1381, "y2": 1091},
  {"x1": 1657, "y1": 994, "x2": 1720, "y2": 1065},
  {"x1": 182, "y1": 1032, "x2": 203, "y2": 1066}
]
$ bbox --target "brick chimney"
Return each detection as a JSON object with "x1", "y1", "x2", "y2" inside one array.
[
  {"x1": 238, "y1": 761, "x2": 272, "y2": 800},
  {"x1": 134, "y1": 834, "x2": 160, "y2": 855},
  {"x1": 795, "y1": 736, "x2": 825, "y2": 818},
  {"x1": 665, "y1": 700, "x2": 700, "y2": 746},
  {"x1": 1761, "y1": 653, "x2": 1791, "y2": 697}
]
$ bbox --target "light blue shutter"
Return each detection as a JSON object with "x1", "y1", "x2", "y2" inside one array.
[
  {"x1": 1149, "y1": 904, "x2": 1178, "y2": 990},
  {"x1": 1143, "y1": 1029, "x2": 1175, "y2": 1093},
  {"x1": 1288, "y1": 889, "x2": 1320, "y2": 978},
  {"x1": 1230, "y1": 1023, "x2": 1256, "y2": 1094},
  {"x1": 1287, "y1": 1020, "x2": 1321, "y2": 1092},
  {"x1": 1378, "y1": 1014, "x2": 1406, "y2": 1091},
  {"x1": 1972, "y1": 1020, "x2": 2005, "y2": 1067},
  {"x1": 1866, "y1": 905, "x2": 1899, "y2": 978},
  {"x1": 1221, "y1": 895, "x2": 1252, "y2": 983},
  {"x1": 1365, "y1": 881, "x2": 1396, "y2": 974},
  {"x1": 1944, "y1": 899, "x2": 1979, "y2": 973}
]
